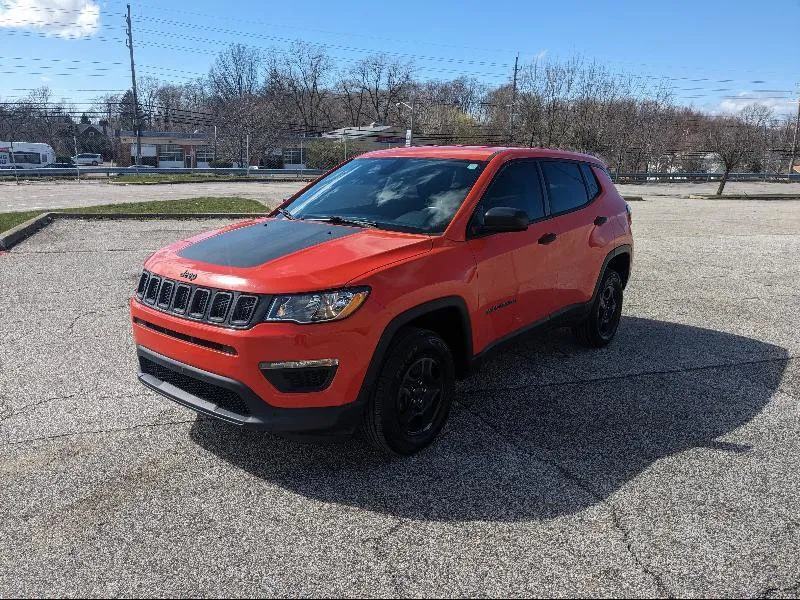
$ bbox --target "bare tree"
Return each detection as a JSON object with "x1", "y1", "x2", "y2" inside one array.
[
  {"x1": 352, "y1": 54, "x2": 413, "y2": 124},
  {"x1": 706, "y1": 105, "x2": 769, "y2": 195},
  {"x1": 268, "y1": 42, "x2": 332, "y2": 134}
]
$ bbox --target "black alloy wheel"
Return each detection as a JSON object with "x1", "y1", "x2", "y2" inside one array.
[
  {"x1": 396, "y1": 356, "x2": 445, "y2": 437},
  {"x1": 573, "y1": 269, "x2": 624, "y2": 347},
  {"x1": 363, "y1": 327, "x2": 455, "y2": 455},
  {"x1": 597, "y1": 277, "x2": 621, "y2": 340}
]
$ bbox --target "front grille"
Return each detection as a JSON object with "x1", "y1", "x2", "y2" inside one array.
[
  {"x1": 135, "y1": 270, "x2": 268, "y2": 329},
  {"x1": 139, "y1": 355, "x2": 251, "y2": 416}
]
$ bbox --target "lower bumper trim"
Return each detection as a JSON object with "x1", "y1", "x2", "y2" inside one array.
[{"x1": 136, "y1": 345, "x2": 364, "y2": 434}]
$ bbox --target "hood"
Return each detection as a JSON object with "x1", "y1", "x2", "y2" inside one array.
[{"x1": 145, "y1": 218, "x2": 432, "y2": 294}]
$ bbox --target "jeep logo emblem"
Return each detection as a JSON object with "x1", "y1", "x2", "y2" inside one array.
[{"x1": 180, "y1": 270, "x2": 198, "y2": 281}]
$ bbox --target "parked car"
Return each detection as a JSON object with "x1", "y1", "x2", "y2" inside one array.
[
  {"x1": 131, "y1": 146, "x2": 634, "y2": 455},
  {"x1": 72, "y1": 153, "x2": 103, "y2": 166},
  {"x1": 45, "y1": 162, "x2": 77, "y2": 169}
]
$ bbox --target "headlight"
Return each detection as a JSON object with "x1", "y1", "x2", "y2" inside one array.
[{"x1": 265, "y1": 287, "x2": 370, "y2": 323}]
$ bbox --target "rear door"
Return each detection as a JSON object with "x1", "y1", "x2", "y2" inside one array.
[{"x1": 539, "y1": 160, "x2": 602, "y2": 308}]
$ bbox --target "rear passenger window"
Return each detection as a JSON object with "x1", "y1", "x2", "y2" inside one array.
[
  {"x1": 541, "y1": 161, "x2": 589, "y2": 214},
  {"x1": 480, "y1": 160, "x2": 545, "y2": 221},
  {"x1": 580, "y1": 163, "x2": 600, "y2": 199}
]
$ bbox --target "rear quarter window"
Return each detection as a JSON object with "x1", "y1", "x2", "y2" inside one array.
[{"x1": 580, "y1": 163, "x2": 601, "y2": 199}]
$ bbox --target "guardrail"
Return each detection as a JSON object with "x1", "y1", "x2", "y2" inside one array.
[
  {"x1": 0, "y1": 167, "x2": 327, "y2": 177},
  {"x1": 612, "y1": 172, "x2": 800, "y2": 182},
  {"x1": 1, "y1": 166, "x2": 797, "y2": 182}
]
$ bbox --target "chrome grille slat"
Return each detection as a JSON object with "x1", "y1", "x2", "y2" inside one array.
[
  {"x1": 208, "y1": 292, "x2": 233, "y2": 322},
  {"x1": 188, "y1": 288, "x2": 211, "y2": 319},
  {"x1": 157, "y1": 280, "x2": 175, "y2": 309},
  {"x1": 144, "y1": 276, "x2": 160, "y2": 304},
  {"x1": 231, "y1": 295, "x2": 258, "y2": 324},
  {"x1": 172, "y1": 284, "x2": 191, "y2": 314}
]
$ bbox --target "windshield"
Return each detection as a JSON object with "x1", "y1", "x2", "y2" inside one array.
[{"x1": 283, "y1": 157, "x2": 486, "y2": 234}]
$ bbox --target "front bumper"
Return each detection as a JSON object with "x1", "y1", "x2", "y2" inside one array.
[
  {"x1": 131, "y1": 294, "x2": 388, "y2": 432},
  {"x1": 137, "y1": 345, "x2": 365, "y2": 433}
]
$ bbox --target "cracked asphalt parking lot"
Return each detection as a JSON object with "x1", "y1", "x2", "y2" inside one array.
[{"x1": 1, "y1": 198, "x2": 799, "y2": 597}]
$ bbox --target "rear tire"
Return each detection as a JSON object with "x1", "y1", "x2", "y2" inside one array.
[
  {"x1": 573, "y1": 269, "x2": 623, "y2": 347},
  {"x1": 362, "y1": 327, "x2": 454, "y2": 456}
]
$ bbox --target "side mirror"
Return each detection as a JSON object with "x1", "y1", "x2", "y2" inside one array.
[{"x1": 480, "y1": 207, "x2": 529, "y2": 233}]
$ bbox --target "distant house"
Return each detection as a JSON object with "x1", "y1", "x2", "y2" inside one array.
[
  {"x1": 77, "y1": 123, "x2": 107, "y2": 140},
  {"x1": 118, "y1": 130, "x2": 213, "y2": 167}
]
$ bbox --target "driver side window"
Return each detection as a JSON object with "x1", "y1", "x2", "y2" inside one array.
[{"x1": 479, "y1": 160, "x2": 545, "y2": 222}]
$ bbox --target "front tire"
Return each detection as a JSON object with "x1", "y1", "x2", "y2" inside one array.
[
  {"x1": 573, "y1": 269, "x2": 623, "y2": 347},
  {"x1": 362, "y1": 327, "x2": 454, "y2": 455}
]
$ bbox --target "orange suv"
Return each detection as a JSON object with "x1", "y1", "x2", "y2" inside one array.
[{"x1": 131, "y1": 146, "x2": 633, "y2": 454}]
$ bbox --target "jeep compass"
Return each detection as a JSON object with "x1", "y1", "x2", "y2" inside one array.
[{"x1": 131, "y1": 146, "x2": 633, "y2": 455}]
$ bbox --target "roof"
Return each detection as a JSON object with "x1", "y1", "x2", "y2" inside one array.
[
  {"x1": 119, "y1": 130, "x2": 209, "y2": 141},
  {"x1": 77, "y1": 123, "x2": 105, "y2": 135},
  {"x1": 322, "y1": 124, "x2": 401, "y2": 139},
  {"x1": 359, "y1": 145, "x2": 606, "y2": 165}
]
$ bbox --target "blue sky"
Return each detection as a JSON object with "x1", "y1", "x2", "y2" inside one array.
[{"x1": 1, "y1": 0, "x2": 798, "y2": 115}]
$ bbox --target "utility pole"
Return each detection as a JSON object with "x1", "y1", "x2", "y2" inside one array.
[
  {"x1": 106, "y1": 101, "x2": 114, "y2": 167},
  {"x1": 74, "y1": 135, "x2": 79, "y2": 181},
  {"x1": 788, "y1": 87, "x2": 800, "y2": 180},
  {"x1": 509, "y1": 52, "x2": 519, "y2": 145},
  {"x1": 125, "y1": 4, "x2": 142, "y2": 166}
]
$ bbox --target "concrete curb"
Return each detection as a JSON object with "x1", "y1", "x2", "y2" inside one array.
[
  {"x1": 622, "y1": 196, "x2": 646, "y2": 202},
  {"x1": 0, "y1": 212, "x2": 267, "y2": 251},
  {"x1": 0, "y1": 212, "x2": 55, "y2": 251},
  {"x1": 688, "y1": 194, "x2": 800, "y2": 200}
]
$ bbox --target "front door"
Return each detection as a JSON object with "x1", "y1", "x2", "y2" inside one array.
[{"x1": 466, "y1": 159, "x2": 557, "y2": 350}]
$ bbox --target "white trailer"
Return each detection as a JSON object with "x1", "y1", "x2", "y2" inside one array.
[{"x1": 0, "y1": 142, "x2": 56, "y2": 168}]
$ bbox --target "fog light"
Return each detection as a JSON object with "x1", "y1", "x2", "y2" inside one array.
[{"x1": 259, "y1": 359, "x2": 339, "y2": 393}]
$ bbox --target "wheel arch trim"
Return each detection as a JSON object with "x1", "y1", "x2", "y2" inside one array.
[{"x1": 356, "y1": 296, "x2": 473, "y2": 407}]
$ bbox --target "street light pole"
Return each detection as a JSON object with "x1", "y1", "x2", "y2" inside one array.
[{"x1": 397, "y1": 94, "x2": 414, "y2": 147}]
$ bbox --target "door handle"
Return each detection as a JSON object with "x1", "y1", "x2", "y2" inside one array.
[
  {"x1": 538, "y1": 232, "x2": 557, "y2": 245},
  {"x1": 593, "y1": 216, "x2": 608, "y2": 226}
]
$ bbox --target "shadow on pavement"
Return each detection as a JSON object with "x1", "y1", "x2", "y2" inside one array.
[{"x1": 189, "y1": 317, "x2": 788, "y2": 521}]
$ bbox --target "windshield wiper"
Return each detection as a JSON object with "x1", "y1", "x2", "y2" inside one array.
[
  {"x1": 275, "y1": 207, "x2": 296, "y2": 220},
  {"x1": 306, "y1": 215, "x2": 379, "y2": 228}
]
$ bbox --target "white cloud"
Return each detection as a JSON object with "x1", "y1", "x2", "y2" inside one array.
[
  {"x1": 718, "y1": 91, "x2": 797, "y2": 116},
  {"x1": 0, "y1": 0, "x2": 100, "y2": 39}
]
